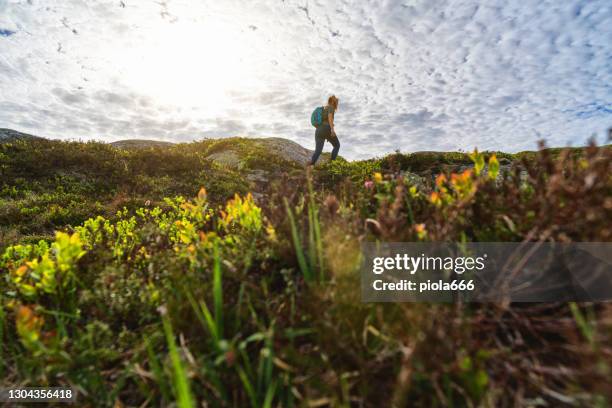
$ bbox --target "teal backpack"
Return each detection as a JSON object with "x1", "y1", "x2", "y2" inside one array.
[{"x1": 311, "y1": 106, "x2": 324, "y2": 127}]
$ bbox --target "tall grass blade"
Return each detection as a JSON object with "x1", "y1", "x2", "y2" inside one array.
[
  {"x1": 234, "y1": 282, "x2": 245, "y2": 333},
  {"x1": 569, "y1": 302, "x2": 595, "y2": 346},
  {"x1": 263, "y1": 380, "x2": 277, "y2": 408},
  {"x1": 161, "y1": 311, "x2": 195, "y2": 408},
  {"x1": 200, "y1": 300, "x2": 219, "y2": 346},
  {"x1": 213, "y1": 241, "x2": 223, "y2": 339},
  {"x1": 237, "y1": 366, "x2": 258, "y2": 408},
  {"x1": 307, "y1": 174, "x2": 324, "y2": 281},
  {"x1": 185, "y1": 290, "x2": 219, "y2": 344},
  {"x1": 255, "y1": 329, "x2": 275, "y2": 402},
  {"x1": 239, "y1": 346, "x2": 256, "y2": 384},
  {"x1": 312, "y1": 206, "x2": 324, "y2": 282},
  {"x1": 308, "y1": 204, "x2": 316, "y2": 278},
  {"x1": 263, "y1": 333, "x2": 274, "y2": 392},
  {"x1": 145, "y1": 337, "x2": 172, "y2": 402},
  {"x1": 284, "y1": 198, "x2": 312, "y2": 282}
]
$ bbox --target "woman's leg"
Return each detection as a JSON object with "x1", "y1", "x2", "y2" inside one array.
[
  {"x1": 329, "y1": 134, "x2": 340, "y2": 160},
  {"x1": 310, "y1": 128, "x2": 326, "y2": 165}
]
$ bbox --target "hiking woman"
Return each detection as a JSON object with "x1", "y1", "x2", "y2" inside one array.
[{"x1": 310, "y1": 95, "x2": 340, "y2": 165}]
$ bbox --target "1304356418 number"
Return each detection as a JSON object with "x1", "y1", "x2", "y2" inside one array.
[{"x1": 1, "y1": 388, "x2": 75, "y2": 402}]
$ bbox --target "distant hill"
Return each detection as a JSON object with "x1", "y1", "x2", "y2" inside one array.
[
  {"x1": 0, "y1": 128, "x2": 43, "y2": 142},
  {"x1": 110, "y1": 139, "x2": 175, "y2": 149},
  {"x1": 3, "y1": 128, "x2": 606, "y2": 170}
]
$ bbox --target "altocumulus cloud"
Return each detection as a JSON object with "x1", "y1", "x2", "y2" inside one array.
[
  {"x1": 0, "y1": 28, "x2": 16, "y2": 37},
  {"x1": 0, "y1": 0, "x2": 610, "y2": 159}
]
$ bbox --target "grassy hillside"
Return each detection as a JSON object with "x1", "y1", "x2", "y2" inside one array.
[
  {"x1": 110, "y1": 139, "x2": 176, "y2": 149},
  {"x1": 0, "y1": 137, "x2": 310, "y2": 248},
  {"x1": 1, "y1": 136, "x2": 611, "y2": 406}
]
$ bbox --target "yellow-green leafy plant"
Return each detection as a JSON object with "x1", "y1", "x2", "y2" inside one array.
[
  {"x1": 468, "y1": 148, "x2": 485, "y2": 175},
  {"x1": 220, "y1": 193, "x2": 262, "y2": 234},
  {"x1": 487, "y1": 154, "x2": 499, "y2": 180},
  {"x1": 7, "y1": 232, "x2": 85, "y2": 299}
]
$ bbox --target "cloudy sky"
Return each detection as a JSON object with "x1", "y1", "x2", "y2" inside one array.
[{"x1": 0, "y1": 0, "x2": 610, "y2": 159}]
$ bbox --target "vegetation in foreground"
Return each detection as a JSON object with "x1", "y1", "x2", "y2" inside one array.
[{"x1": 1, "y1": 137, "x2": 611, "y2": 407}]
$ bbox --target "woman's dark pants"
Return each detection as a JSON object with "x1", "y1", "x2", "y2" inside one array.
[{"x1": 310, "y1": 124, "x2": 340, "y2": 165}]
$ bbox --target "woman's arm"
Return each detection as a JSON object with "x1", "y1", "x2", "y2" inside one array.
[{"x1": 328, "y1": 113, "x2": 335, "y2": 135}]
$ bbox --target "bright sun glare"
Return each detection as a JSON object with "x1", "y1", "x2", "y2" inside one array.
[{"x1": 118, "y1": 20, "x2": 255, "y2": 110}]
